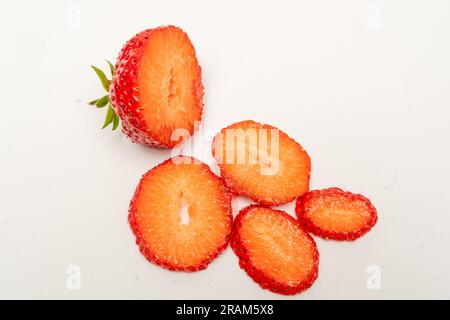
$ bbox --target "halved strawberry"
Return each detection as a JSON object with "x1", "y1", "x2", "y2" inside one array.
[
  {"x1": 129, "y1": 156, "x2": 232, "y2": 271},
  {"x1": 231, "y1": 205, "x2": 319, "y2": 295},
  {"x1": 212, "y1": 120, "x2": 311, "y2": 206},
  {"x1": 90, "y1": 25, "x2": 203, "y2": 148},
  {"x1": 296, "y1": 188, "x2": 378, "y2": 241}
]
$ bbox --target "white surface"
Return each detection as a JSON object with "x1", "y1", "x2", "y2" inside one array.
[{"x1": 1, "y1": 0, "x2": 450, "y2": 299}]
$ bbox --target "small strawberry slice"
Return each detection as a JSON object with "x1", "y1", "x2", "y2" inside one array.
[
  {"x1": 296, "y1": 188, "x2": 378, "y2": 241},
  {"x1": 129, "y1": 156, "x2": 232, "y2": 271},
  {"x1": 231, "y1": 205, "x2": 319, "y2": 295},
  {"x1": 90, "y1": 25, "x2": 203, "y2": 148},
  {"x1": 212, "y1": 120, "x2": 311, "y2": 206}
]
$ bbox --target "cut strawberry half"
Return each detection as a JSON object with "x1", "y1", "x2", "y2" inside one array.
[
  {"x1": 129, "y1": 156, "x2": 232, "y2": 271},
  {"x1": 212, "y1": 120, "x2": 311, "y2": 206},
  {"x1": 231, "y1": 205, "x2": 319, "y2": 295},
  {"x1": 296, "y1": 188, "x2": 378, "y2": 241},
  {"x1": 91, "y1": 25, "x2": 203, "y2": 148}
]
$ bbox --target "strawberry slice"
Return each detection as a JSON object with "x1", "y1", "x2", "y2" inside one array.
[
  {"x1": 231, "y1": 205, "x2": 319, "y2": 295},
  {"x1": 296, "y1": 188, "x2": 378, "y2": 241},
  {"x1": 91, "y1": 25, "x2": 203, "y2": 148},
  {"x1": 212, "y1": 120, "x2": 311, "y2": 206},
  {"x1": 129, "y1": 156, "x2": 232, "y2": 271}
]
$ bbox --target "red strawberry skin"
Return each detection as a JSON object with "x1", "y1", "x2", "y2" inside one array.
[
  {"x1": 296, "y1": 188, "x2": 378, "y2": 241},
  {"x1": 128, "y1": 156, "x2": 232, "y2": 272},
  {"x1": 109, "y1": 26, "x2": 204, "y2": 148},
  {"x1": 231, "y1": 205, "x2": 319, "y2": 295}
]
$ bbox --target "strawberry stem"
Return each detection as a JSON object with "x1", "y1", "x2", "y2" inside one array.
[{"x1": 89, "y1": 61, "x2": 120, "y2": 130}]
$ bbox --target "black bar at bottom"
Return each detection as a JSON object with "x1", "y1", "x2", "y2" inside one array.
[{"x1": 0, "y1": 300, "x2": 447, "y2": 318}]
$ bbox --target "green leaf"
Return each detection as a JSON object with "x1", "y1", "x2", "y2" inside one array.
[
  {"x1": 96, "y1": 95, "x2": 109, "y2": 108},
  {"x1": 91, "y1": 65, "x2": 110, "y2": 92},
  {"x1": 112, "y1": 114, "x2": 120, "y2": 130},
  {"x1": 107, "y1": 60, "x2": 116, "y2": 77},
  {"x1": 88, "y1": 98, "x2": 99, "y2": 105},
  {"x1": 102, "y1": 105, "x2": 114, "y2": 129}
]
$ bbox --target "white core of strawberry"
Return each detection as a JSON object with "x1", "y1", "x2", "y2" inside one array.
[{"x1": 179, "y1": 197, "x2": 190, "y2": 225}]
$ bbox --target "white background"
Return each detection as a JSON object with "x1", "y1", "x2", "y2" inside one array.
[{"x1": 0, "y1": 0, "x2": 449, "y2": 299}]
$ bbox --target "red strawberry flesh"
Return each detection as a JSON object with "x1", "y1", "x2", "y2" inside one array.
[
  {"x1": 232, "y1": 205, "x2": 319, "y2": 295},
  {"x1": 296, "y1": 188, "x2": 378, "y2": 241},
  {"x1": 129, "y1": 156, "x2": 232, "y2": 271}
]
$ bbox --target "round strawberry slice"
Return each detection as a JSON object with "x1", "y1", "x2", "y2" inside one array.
[
  {"x1": 296, "y1": 188, "x2": 378, "y2": 241},
  {"x1": 212, "y1": 120, "x2": 311, "y2": 206},
  {"x1": 90, "y1": 25, "x2": 203, "y2": 148},
  {"x1": 231, "y1": 205, "x2": 319, "y2": 295},
  {"x1": 129, "y1": 156, "x2": 232, "y2": 271}
]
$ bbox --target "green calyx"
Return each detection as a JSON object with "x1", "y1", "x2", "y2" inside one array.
[{"x1": 89, "y1": 61, "x2": 120, "y2": 130}]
